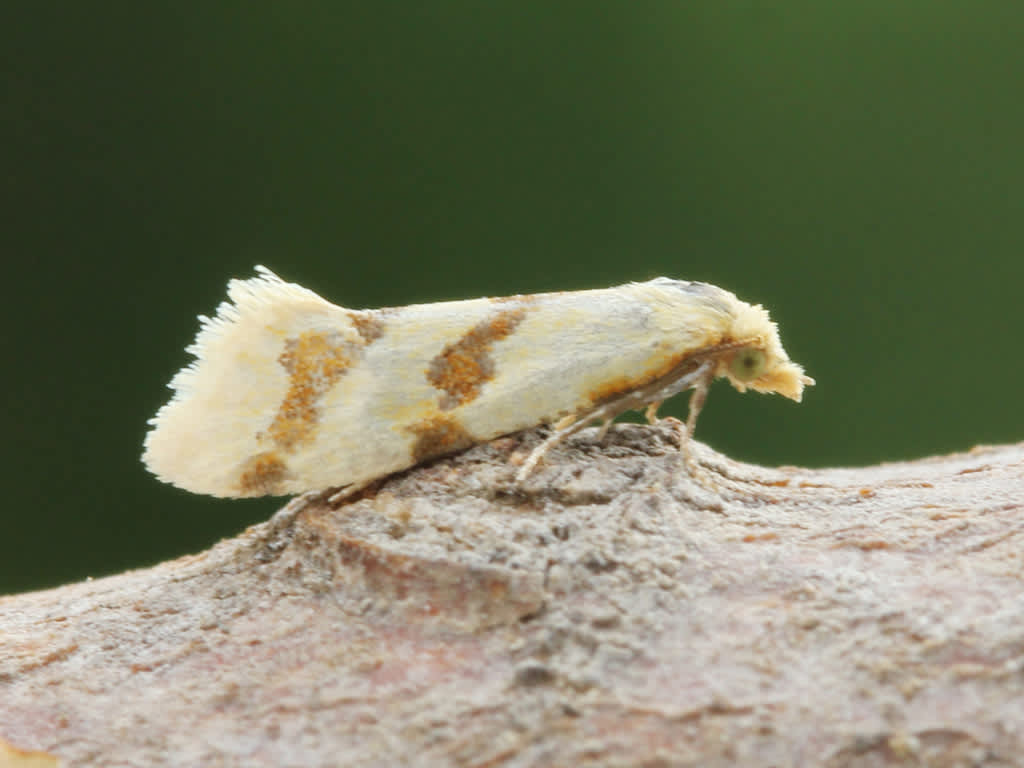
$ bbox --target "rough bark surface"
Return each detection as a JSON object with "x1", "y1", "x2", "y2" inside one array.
[{"x1": 2, "y1": 423, "x2": 1023, "y2": 767}]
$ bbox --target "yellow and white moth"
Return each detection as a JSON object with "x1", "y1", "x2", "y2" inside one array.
[{"x1": 143, "y1": 267, "x2": 813, "y2": 498}]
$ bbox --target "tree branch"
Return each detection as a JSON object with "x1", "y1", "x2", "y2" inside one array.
[{"x1": 3, "y1": 423, "x2": 1023, "y2": 767}]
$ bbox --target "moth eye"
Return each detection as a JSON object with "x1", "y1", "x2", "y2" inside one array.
[{"x1": 730, "y1": 348, "x2": 767, "y2": 381}]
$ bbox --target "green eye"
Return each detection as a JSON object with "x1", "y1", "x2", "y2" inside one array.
[{"x1": 730, "y1": 348, "x2": 767, "y2": 381}]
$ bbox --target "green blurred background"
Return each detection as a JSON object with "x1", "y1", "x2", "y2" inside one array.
[{"x1": 4, "y1": 2, "x2": 1022, "y2": 594}]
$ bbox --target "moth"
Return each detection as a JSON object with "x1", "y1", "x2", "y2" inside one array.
[{"x1": 143, "y1": 267, "x2": 813, "y2": 497}]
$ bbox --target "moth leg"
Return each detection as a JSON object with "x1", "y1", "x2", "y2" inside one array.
[
  {"x1": 638, "y1": 360, "x2": 714, "y2": 480},
  {"x1": 595, "y1": 417, "x2": 616, "y2": 441},
  {"x1": 634, "y1": 360, "x2": 713, "y2": 474},
  {"x1": 677, "y1": 370, "x2": 715, "y2": 485},
  {"x1": 326, "y1": 477, "x2": 378, "y2": 506},
  {"x1": 516, "y1": 404, "x2": 616, "y2": 482},
  {"x1": 644, "y1": 400, "x2": 663, "y2": 424},
  {"x1": 685, "y1": 375, "x2": 710, "y2": 439},
  {"x1": 518, "y1": 360, "x2": 716, "y2": 485}
]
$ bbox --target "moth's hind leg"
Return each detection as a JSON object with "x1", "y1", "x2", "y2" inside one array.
[
  {"x1": 325, "y1": 477, "x2": 380, "y2": 507},
  {"x1": 517, "y1": 360, "x2": 716, "y2": 485},
  {"x1": 594, "y1": 416, "x2": 617, "y2": 441},
  {"x1": 644, "y1": 400, "x2": 663, "y2": 424},
  {"x1": 516, "y1": 404, "x2": 619, "y2": 482}
]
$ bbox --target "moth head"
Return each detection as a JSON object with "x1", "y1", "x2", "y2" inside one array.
[
  {"x1": 721, "y1": 346, "x2": 813, "y2": 401},
  {"x1": 717, "y1": 302, "x2": 814, "y2": 402}
]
